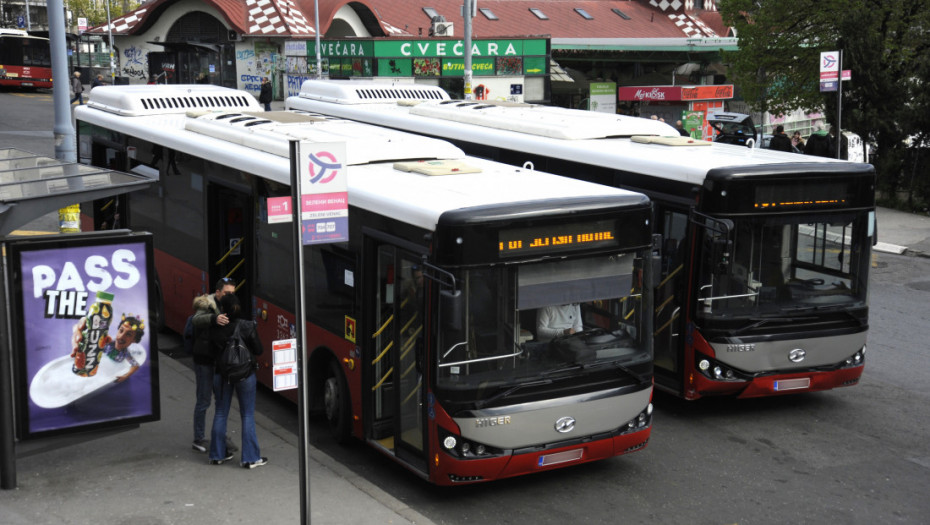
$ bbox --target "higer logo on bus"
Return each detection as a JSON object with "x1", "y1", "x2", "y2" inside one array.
[{"x1": 307, "y1": 151, "x2": 342, "y2": 184}]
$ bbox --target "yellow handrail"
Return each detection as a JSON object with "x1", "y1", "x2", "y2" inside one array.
[
  {"x1": 658, "y1": 264, "x2": 683, "y2": 288},
  {"x1": 371, "y1": 367, "x2": 393, "y2": 391},
  {"x1": 402, "y1": 379, "x2": 421, "y2": 404},
  {"x1": 400, "y1": 312, "x2": 418, "y2": 334},
  {"x1": 401, "y1": 360, "x2": 417, "y2": 380},
  {"x1": 216, "y1": 238, "x2": 245, "y2": 265},
  {"x1": 655, "y1": 294, "x2": 674, "y2": 314},
  {"x1": 654, "y1": 310, "x2": 680, "y2": 336},
  {"x1": 371, "y1": 340, "x2": 394, "y2": 365},
  {"x1": 372, "y1": 315, "x2": 393, "y2": 338}
]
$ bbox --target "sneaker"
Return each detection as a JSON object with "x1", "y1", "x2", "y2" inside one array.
[
  {"x1": 209, "y1": 452, "x2": 234, "y2": 465},
  {"x1": 225, "y1": 438, "x2": 238, "y2": 453},
  {"x1": 241, "y1": 457, "x2": 268, "y2": 469},
  {"x1": 192, "y1": 439, "x2": 208, "y2": 453}
]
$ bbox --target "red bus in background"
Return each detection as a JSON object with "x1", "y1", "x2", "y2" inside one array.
[{"x1": 0, "y1": 29, "x2": 53, "y2": 89}]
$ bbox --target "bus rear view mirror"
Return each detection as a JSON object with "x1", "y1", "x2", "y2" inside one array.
[{"x1": 441, "y1": 289, "x2": 463, "y2": 331}]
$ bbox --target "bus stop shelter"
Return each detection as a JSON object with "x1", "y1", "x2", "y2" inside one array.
[{"x1": 0, "y1": 146, "x2": 156, "y2": 489}]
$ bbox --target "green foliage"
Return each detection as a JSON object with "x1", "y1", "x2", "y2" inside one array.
[
  {"x1": 70, "y1": 0, "x2": 142, "y2": 29},
  {"x1": 720, "y1": 0, "x2": 930, "y2": 204}
]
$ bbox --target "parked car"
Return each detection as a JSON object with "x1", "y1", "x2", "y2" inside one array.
[{"x1": 707, "y1": 112, "x2": 758, "y2": 147}]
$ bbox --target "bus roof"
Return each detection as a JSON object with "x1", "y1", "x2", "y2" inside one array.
[
  {"x1": 76, "y1": 84, "x2": 647, "y2": 231},
  {"x1": 289, "y1": 80, "x2": 862, "y2": 188},
  {"x1": 295, "y1": 79, "x2": 677, "y2": 140}
]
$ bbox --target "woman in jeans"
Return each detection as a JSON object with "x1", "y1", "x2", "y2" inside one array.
[{"x1": 208, "y1": 293, "x2": 267, "y2": 468}]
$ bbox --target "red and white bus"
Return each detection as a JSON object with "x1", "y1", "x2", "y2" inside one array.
[
  {"x1": 288, "y1": 79, "x2": 876, "y2": 401},
  {"x1": 0, "y1": 29, "x2": 52, "y2": 89},
  {"x1": 74, "y1": 84, "x2": 655, "y2": 484}
]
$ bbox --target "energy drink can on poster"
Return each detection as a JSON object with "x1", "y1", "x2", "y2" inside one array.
[{"x1": 73, "y1": 291, "x2": 114, "y2": 377}]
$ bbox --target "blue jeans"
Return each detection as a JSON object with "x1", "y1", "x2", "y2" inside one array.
[
  {"x1": 209, "y1": 372, "x2": 261, "y2": 463},
  {"x1": 193, "y1": 363, "x2": 214, "y2": 441},
  {"x1": 71, "y1": 93, "x2": 83, "y2": 105}
]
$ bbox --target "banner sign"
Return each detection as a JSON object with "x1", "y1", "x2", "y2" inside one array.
[
  {"x1": 297, "y1": 141, "x2": 349, "y2": 245},
  {"x1": 618, "y1": 86, "x2": 682, "y2": 102},
  {"x1": 681, "y1": 85, "x2": 733, "y2": 101},
  {"x1": 10, "y1": 232, "x2": 159, "y2": 439}
]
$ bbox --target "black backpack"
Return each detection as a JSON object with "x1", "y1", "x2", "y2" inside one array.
[
  {"x1": 218, "y1": 321, "x2": 254, "y2": 384},
  {"x1": 182, "y1": 314, "x2": 195, "y2": 355}
]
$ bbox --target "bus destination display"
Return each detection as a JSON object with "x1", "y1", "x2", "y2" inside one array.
[{"x1": 499, "y1": 219, "x2": 619, "y2": 257}]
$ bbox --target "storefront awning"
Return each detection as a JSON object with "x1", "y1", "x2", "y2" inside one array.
[{"x1": 0, "y1": 148, "x2": 155, "y2": 236}]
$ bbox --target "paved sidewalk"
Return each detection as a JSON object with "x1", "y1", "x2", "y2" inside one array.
[{"x1": 0, "y1": 355, "x2": 435, "y2": 525}]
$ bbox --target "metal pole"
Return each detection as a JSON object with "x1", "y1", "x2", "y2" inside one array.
[
  {"x1": 290, "y1": 141, "x2": 312, "y2": 523},
  {"x1": 48, "y1": 0, "x2": 76, "y2": 163},
  {"x1": 836, "y1": 50, "x2": 843, "y2": 160},
  {"x1": 106, "y1": 0, "x2": 116, "y2": 83},
  {"x1": 24, "y1": 0, "x2": 31, "y2": 31},
  {"x1": 463, "y1": 0, "x2": 473, "y2": 100},
  {"x1": 0, "y1": 242, "x2": 16, "y2": 489},
  {"x1": 314, "y1": 0, "x2": 322, "y2": 79}
]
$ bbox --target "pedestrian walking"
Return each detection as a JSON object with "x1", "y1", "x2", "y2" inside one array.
[
  {"x1": 804, "y1": 124, "x2": 833, "y2": 158},
  {"x1": 768, "y1": 125, "x2": 793, "y2": 152},
  {"x1": 191, "y1": 277, "x2": 239, "y2": 455},
  {"x1": 70, "y1": 71, "x2": 85, "y2": 105},
  {"x1": 259, "y1": 77, "x2": 273, "y2": 111},
  {"x1": 208, "y1": 292, "x2": 266, "y2": 468},
  {"x1": 91, "y1": 74, "x2": 107, "y2": 89}
]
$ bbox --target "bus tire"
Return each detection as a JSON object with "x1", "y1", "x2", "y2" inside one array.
[{"x1": 324, "y1": 359, "x2": 351, "y2": 443}]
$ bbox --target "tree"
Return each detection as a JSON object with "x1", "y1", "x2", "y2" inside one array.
[
  {"x1": 720, "y1": 0, "x2": 930, "y2": 208},
  {"x1": 68, "y1": 0, "x2": 141, "y2": 29}
]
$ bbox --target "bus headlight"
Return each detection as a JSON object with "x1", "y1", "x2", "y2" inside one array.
[
  {"x1": 696, "y1": 354, "x2": 746, "y2": 382},
  {"x1": 621, "y1": 405, "x2": 653, "y2": 434},
  {"x1": 438, "y1": 427, "x2": 503, "y2": 459}
]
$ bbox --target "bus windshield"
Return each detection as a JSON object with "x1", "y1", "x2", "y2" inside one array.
[
  {"x1": 0, "y1": 37, "x2": 51, "y2": 67},
  {"x1": 696, "y1": 211, "x2": 870, "y2": 319},
  {"x1": 437, "y1": 252, "x2": 650, "y2": 395}
]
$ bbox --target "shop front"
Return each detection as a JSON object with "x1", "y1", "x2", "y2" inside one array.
[{"x1": 618, "y1": 84, "x2": 734, "y2": 139}]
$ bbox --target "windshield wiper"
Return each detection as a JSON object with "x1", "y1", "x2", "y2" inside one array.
[
  {"x1": 729, "y1": 316, "x2": 818, "y2": 336},
  {"x1": 473, "y1": 378, "x2": 553, "y2": 409},
  {"x1": 581, "y1": 359, "x2": 650, "y2": 383}
]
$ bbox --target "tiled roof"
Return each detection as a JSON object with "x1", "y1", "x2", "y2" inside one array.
[
  {"x1": 363, "y1": 0, "x2": 726, "y2": 40},
  {"x1": 87, "y1": 0, "x2": 729, "y2": 41}
]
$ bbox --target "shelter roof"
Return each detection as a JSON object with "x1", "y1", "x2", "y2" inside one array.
[{"x1": 0, "y1": 148, "x2": 155, "y2": 236}]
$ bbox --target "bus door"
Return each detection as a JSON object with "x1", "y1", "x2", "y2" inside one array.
[
  {"x1": 365, "y1": 237, "x2": 427, "y2": 472},
  {"x1": 207, "y1": 184, "x2": 253, "y2": 308},
  {"x1": 654, "y1": 208, "x2": 689, "y2": 392}
]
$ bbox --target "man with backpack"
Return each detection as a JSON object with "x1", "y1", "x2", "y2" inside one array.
[{"x1": 190, "y1": 277, "x2": 239, "y2": 454}]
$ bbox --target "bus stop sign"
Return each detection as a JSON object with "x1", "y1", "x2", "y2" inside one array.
[{"x1": 296, "y1": 141, "x2": 349, "y2": 245}]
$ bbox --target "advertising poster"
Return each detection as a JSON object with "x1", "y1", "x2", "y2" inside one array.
[{"x1": 10, "y1": 232, "x2": 159, "y2": 439}]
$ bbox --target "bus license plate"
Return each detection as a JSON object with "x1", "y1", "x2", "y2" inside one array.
[
  {"x1": 538, "y1": 449, "x2": 583, "y2": 467},
  {"x1": 22, "y1": 83, "x2": 33, "y2": 87},
  {"x1": 774, "y1": 378, "x2": 810, "y2": 391}
]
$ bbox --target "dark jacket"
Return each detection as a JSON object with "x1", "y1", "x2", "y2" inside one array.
[
  {"x1": 191, "y1": 294, "x2": 220, "y2": 365},
  {"x1": 259, "y1": 81, "x2": 273, "y2": 104},
  {"x1": 210, "y1": 318, "x2": 263, "y2": 366},
  {"x1": 804, "y1": 131, "x2": 833, "y2": 158},
  {"x1": 768, "y1": 133, "x2": 793, "y2": 152}
]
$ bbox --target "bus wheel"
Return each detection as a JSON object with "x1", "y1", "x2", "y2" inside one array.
[{"x1": 323, "y1": 359, "x2": 350, "y2": 443}]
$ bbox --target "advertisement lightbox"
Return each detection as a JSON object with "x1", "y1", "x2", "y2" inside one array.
[{"x1": 8, "y1": 231, "x2": 160, "y2": 439}]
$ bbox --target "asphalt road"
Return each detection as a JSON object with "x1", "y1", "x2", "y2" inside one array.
[{"x1": 4, "y1": 88, "x2": 929, "y2": 525}]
